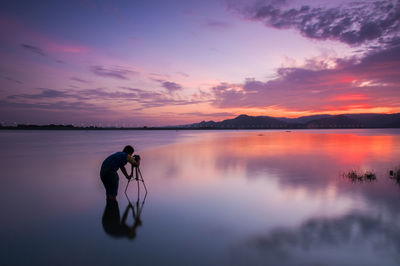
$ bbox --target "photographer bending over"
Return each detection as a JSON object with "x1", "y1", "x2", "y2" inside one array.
[{"x1": 100, "y1": 145, "x2": 140, "y2": 200}]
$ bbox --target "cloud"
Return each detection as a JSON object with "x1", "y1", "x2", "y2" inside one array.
[
  {"x1": 161, "y1": 81, "x2": 183, "y2": 93},
  {"x1": 7, "y1": 89, "x2": 72, "y2": 100},
  {"x1": 80, "y1": 87, "x2": 139, "y2": 100},
  {"x1": 230, "y1": 0, "x2": 400, "y2": 47},
  {"x1": 7, "y1": 87, "x2": 139, "y2": 102},
  {"x1": 119, "y1": 87, "x2": 201, "y2": 108},
  {"x1": 90, "y1": 65, "x2": 138, "y2": 80},
  {"x1": 6, "y1": 86, "x2": 204, "y2": 111},
  {"x1": 21, "y1": 43, "x2": 46, "y2": 56},
  {"x1": 0, "y1": 99, "x2": 107, "y2": 112},
  {"x1": 70, "y1": 77, "x2": 89, "y2": 83},
  {"x1": 151, "y1": 78, "x2": 184, "y2": 93},
  {"x1": 211, "y1": 44, "x2": 400, "y2": 112}
]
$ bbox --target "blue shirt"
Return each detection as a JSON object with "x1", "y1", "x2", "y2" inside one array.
[{"x1": 101, "y1": 152, "x2": 128, "y2": 172}]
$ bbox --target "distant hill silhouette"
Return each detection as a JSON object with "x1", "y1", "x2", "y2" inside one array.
[
  {"x1": 193, "y1": 114, "x2": 289, "y2": 129},
  {"x1": 305, "y1": 115, "x2": 359, "y2": 128},
  {"x1": 275, "y1": 114, "x2": 332, "y2": 124},
  {"x1": 184, "y1": 113, "x2": 400, "y2": 129},
  {"x1": 2, "y1": 113, "x2": 399, "y2": 130}
]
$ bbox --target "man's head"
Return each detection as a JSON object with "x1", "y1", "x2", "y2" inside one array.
[{"x1": 123, "y1": 145, "x2": 134, "y2": 155}]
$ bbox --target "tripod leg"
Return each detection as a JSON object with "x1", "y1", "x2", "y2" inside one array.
[
  {"x1": 137, "y1": 168, "x2": 148, "y2": 194},
  {"x1": 124, "y1": 179, "x2": 130, "y2": 195},
  {"x1": 136, "y1": 167, "x2": 140, "y2": 192}
]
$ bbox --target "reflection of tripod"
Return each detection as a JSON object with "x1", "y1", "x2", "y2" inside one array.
[
  {"x1": 122, "y1": 173, "x2": 147, "y2": 240},
  {"x1": 123, "y1": 165, "x2": 147, "y2": 240},
  {"x1": 125, "y1": 165, "x2": 148, "y2": 196},
  {"x1": 125, "y1": 182, "x2": 147, "y2": 225}
]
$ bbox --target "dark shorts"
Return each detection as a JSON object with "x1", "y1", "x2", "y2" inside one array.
[{"x1": 100, "y1": 168, "x2": 119, "y2": 197}]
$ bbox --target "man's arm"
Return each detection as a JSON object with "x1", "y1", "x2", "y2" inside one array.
[{"x1": 120, "y1": 166, "x2": 131, "y2": 180}]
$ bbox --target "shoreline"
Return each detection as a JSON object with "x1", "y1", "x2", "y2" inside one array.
[{"x1": 1, "y1": 126, "x2": 400, "y2": 131}]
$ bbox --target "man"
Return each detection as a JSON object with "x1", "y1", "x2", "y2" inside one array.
[{"x1": 100, "y1": 145, "x2": 140, "y2": 200}]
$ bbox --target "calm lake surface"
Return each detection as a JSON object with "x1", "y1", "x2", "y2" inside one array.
[{"x1": 1, "y1": 129, "x2": 400, "y2": 266}]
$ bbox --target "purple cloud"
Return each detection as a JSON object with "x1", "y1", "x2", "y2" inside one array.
[
  {"x1": 21, "y1": 43, "x2": 46, "y2": 56},
  {"x1": 151, "y1": 78, "x2": 184, "y2": 93},
  {"x1": 230, "y1": 0, "x2": 400, "y2": 47},
  {"x1": 7, "y1": 89, "x2": 71, "y2": 100},
  {"x1": 119, "y1": 87, "x2": 201, "y2": 108},
  {"x1": 6, "y1": 86, "x2": 205, "y2": 111},
  {"x1": 0, "y1": 99, "x2": 108, "y2": 112},
  {"x1": 70, "y1": 77, "x2": 89, "y2": 83},
  {"x1": 211, "y1": 45, "x2": 400, "y2": 111},
  {"x1": 161, "y1": 81, "x2": 183, "y2": 93},
  {"x1": 90, "y1": 65, "x2": 138, "y2": 80}
]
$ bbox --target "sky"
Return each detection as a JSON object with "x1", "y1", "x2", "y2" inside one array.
[{"x1": 0, "y1": 0, "x2": 399, "y2": 126}]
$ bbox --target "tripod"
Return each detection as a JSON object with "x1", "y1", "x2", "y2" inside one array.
[
  {"x1": 125, "y1": 165, "x2": 148, "y2": 195},
  {"x1": 122, "y1": 166, "x2": 147, "y2": 240}
]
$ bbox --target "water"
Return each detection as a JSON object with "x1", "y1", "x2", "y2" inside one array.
[{"x1": 1, "y1": 129, "x2": 400, "y2": 266}]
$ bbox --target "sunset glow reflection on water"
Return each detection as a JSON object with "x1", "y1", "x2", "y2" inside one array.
[{"x1": 1, "y1": 129, "x2": 400, "y2": 266}]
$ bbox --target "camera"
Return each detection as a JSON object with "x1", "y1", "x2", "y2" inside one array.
[{"x1": 133, "y1": 154, "x2": 141, "y2": 161}]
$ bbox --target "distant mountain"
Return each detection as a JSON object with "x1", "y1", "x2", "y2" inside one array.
[
  {"x1": 346, "y1": 113, "x2": 400, "y2": 128},
  {"x1": 184, "y1": 113, "x2": 400, "y2": 129},
  {"x1": 305, "y1": 115, "x2": 359, "y2": 128},
  {"x1": 185, "y1": 114, "x2": 295, "y2": 129},
  {"x1": 276, "y1": 114, "x2": 332, "y2": 124}
]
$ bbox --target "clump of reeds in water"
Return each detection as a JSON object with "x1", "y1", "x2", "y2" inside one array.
[
  {"x1": 342, "y1": 169, "x2": 377, "y2": 183},
  {"x1": 389, "y1": 167, "x2": 400, "y2": 186}
]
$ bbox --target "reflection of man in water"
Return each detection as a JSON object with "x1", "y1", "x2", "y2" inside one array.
[
  {"x1": 102, "y1": 200, "x2": 142, "y2": 239},
  {"x1": 100, "y1": 145, "x2": 140, "y2": 200}
]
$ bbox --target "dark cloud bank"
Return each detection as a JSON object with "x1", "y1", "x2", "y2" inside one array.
[{"x1": 229, "y1": 0, "x2": 400, "y2": 46}]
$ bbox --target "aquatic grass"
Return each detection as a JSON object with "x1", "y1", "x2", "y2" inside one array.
[
  {"x1": 389, "y1": 167, "x2": 400, "y2": 186},
  {"x1": 364, "y1": 171, "x2": 377, "y2": 181},
  {"x1": 389, "y1": 168, "x2": 400, "y2": 178},
  {"x1": 342, "y1": 169, "x2": 376, "y2": 183}
]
